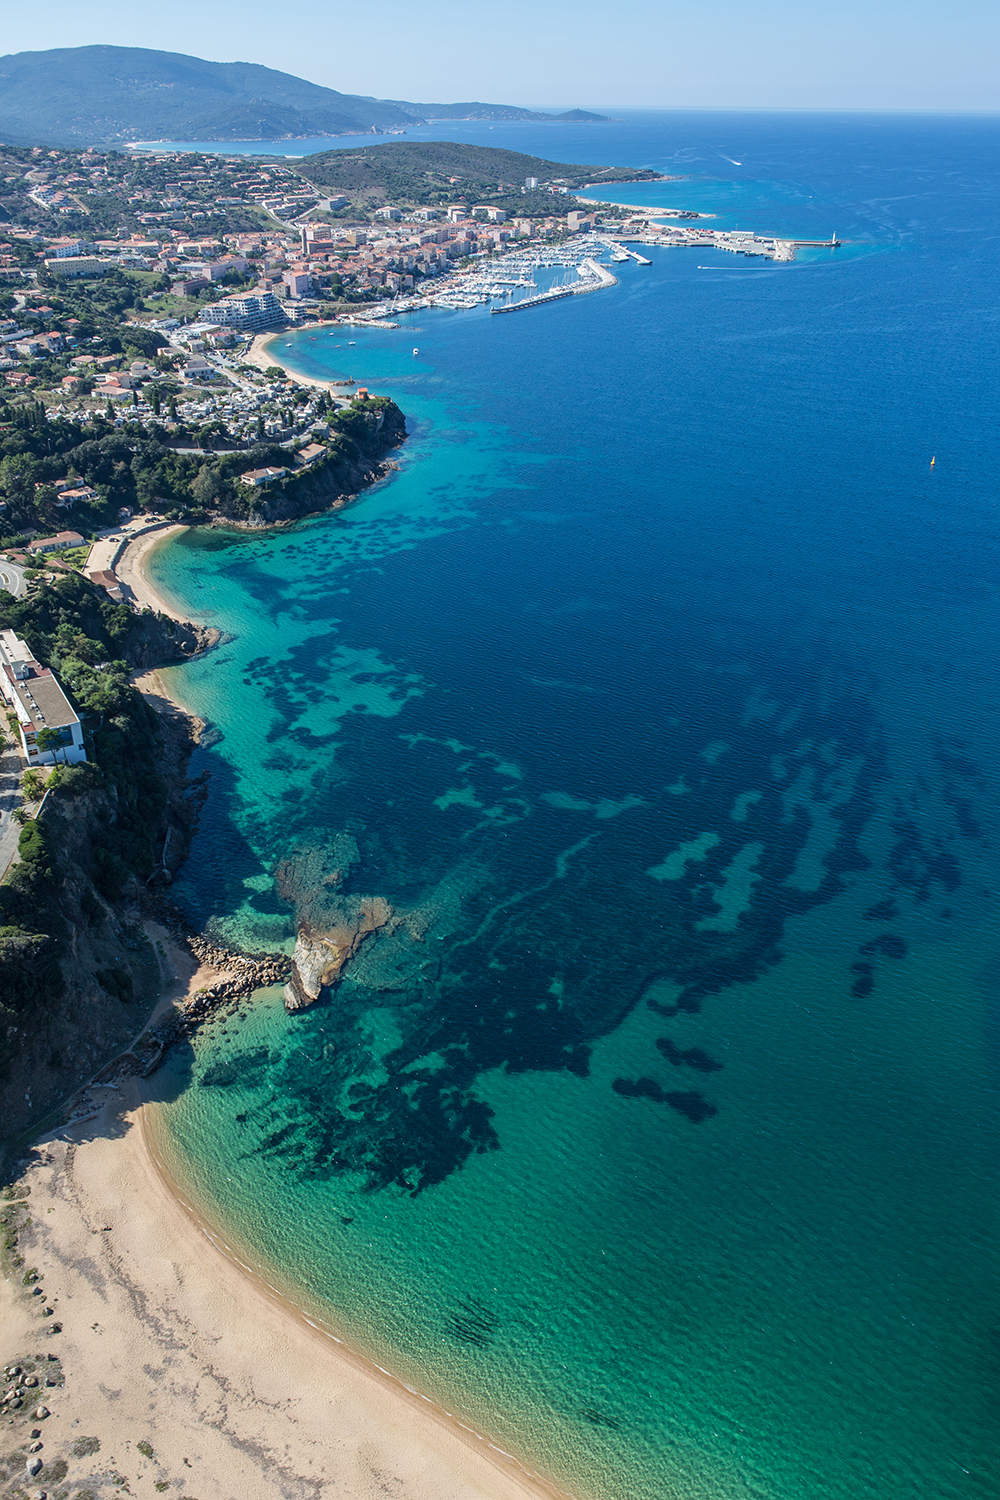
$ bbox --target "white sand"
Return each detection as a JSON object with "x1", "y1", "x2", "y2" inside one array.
[
  {"x1": 115, "y1": 525, "x2": 192, "y2": 621},
  {"x1": 0, "y1": 939, "x2": 572, "y2": 1500}
]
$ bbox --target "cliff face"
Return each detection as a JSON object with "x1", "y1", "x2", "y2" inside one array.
[
  {"x1": 0, "y1": 785, "x2": 173, "y2": 1139},
  {"x1": 217, "y1": 398, "x2": 406, "y2": 529},
  {"x1": 123, "y1": 612, "x2": 219, "y2": 670},
  {"x1": 0, "y1": 598, "x2": 212, "y2": 1157}
]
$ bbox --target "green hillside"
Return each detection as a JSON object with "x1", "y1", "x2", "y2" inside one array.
[
  {"x1": 298, "y1": 141, "x2": 661, "y2": 208},
  {"x1": 0, "y1": 46, "x2": 606, "y2": 146}
]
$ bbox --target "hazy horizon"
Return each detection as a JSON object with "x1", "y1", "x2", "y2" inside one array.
[{"x1": 0, "y1": 0, "x2": 997, "y2": 115}]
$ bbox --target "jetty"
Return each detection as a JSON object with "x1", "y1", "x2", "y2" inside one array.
[
  {"x1": 490, "y1": 287, "x2": 576, "y2": 314},
  {"x1": 490, "y1": 257, "x2": 617, "y2": 315}
]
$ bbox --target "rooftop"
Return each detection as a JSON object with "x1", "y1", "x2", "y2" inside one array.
[{"x1": 12, "y1": 668, "x2": 79, "y2": 733}]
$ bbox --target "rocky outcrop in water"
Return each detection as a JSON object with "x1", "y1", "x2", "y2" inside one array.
[
  {"x1": 274, "y1": 836, "x2": 394, "y2": 1011},
  {"x1": 284, "y1": 898, "x2": 393, "y2": 1011}
]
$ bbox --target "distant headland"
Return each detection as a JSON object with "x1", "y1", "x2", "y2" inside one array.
[{"x1": 0, "y1": 46, "x2": 612, "y2": 149}]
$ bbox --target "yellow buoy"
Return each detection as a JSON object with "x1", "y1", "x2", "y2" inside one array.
[{"x1": 930, "y1": 455, "x2": 936, "y2": 467}]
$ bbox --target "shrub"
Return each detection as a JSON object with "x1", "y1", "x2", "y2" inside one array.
[
  {"x1": 92, "y1": 847, "x2": 129, "y2": 901},
  {"x1": 96, "y1": 967, "x2": 133, "y2": 1004},
  {"x1": 20, "y1": 770, "x2": 44, "y2": 802},
  {"x1": 17, "y1": 819, "x2": 51, "y2": 874}
]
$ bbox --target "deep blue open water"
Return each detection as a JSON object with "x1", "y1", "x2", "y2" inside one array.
[{"x1": 150, "y1": 113, "x2": 1000, "y2": 1500}]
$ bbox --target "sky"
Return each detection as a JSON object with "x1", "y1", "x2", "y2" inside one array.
[{"x1": 2, "y1": 0, "x2": 999, "y2": 113}]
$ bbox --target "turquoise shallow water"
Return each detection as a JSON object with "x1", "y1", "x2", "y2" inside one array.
[{"x1": 153, "y1": 113, "x2": 1000, "y2": 1500}]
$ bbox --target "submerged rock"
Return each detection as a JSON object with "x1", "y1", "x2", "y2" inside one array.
[{"x1": 284, "y1": 897, "x2": 393, "y2": 1011}]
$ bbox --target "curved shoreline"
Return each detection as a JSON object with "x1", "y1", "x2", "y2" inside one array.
[
  {"x1": 75, "y1": 523, "x2": 584, "y2": 1500},
  {"x1": 248, "y1": 329, "x2": 350, "y2": 393},
  {"x1": 4, "y1": 1079, "x2": 576, "y2": 1500},
  {"x1": 117, "y1": 523, "x2": 196, "y2": 621},
  {"x1": 141, "y1": 1099, "x2": 578, "y2": 1500}
]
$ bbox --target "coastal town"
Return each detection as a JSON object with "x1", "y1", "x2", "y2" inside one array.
[
  {"x1": 0, "y1": 119, "x2": 848, "y2": 1500},
  {"x1": 0, "y1": 150, "x2": 819, "y2": 403},
  {"x1": 0, "y1": 136, "x2": 832, "y2": 857}
]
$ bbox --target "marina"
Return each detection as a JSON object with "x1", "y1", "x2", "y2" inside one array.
[{"x1": 285, "y1": 219, "x2": 840, "y2": 337}]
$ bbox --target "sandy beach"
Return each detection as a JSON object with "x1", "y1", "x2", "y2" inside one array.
[
  {"x1": 247, "y1": 330, "x2": 348, "y2": 394},
  {"x1": 116, "y1": 523, "x2": 192, "y2": 621},
  {"x1": 1, "y1": 981, "x2": 573, "y2": 1500},
  {"x1": 1, "y1": 524, "x2": 574, "y2": 1500}
]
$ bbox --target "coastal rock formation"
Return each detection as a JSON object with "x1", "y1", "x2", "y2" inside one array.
[
  {"x1": 0, "y1": 572, "x2": 227, "y2": 1153},
  {"x1": 122, "y1": 611, "x2": 220, "y2": 671},
  {"x1": 218, "y1": 399, "x2": 406, "y2": 530},
  {"x1": 274, "y1": 835, "x2": 395, "y2": 1010},
  {"x1": 284, "y1": 897, "x2": 393, "y2": 1010}
]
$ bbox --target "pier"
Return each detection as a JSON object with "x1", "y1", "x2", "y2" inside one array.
[
  {"x1": 490, "y1": 287, "x2": 577, "y2": 315},
  {"x1": 490, "y1": 258, "x2": 617, "y2": 315}
]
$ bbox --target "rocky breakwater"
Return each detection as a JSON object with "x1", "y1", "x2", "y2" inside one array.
[
  {"x1": 275, "y1": 834, "x2": 395, "y2": 1012},
  {"x1": 114, "y1": 916, "x2": 291, "y2": 1083}
]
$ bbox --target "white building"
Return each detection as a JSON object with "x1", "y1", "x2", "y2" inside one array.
[
  {"x1": 0, "y1": 630, "x2": 86, "y2": 766},
  {"x1": 43, "y1": 256, "x2": 106, "y2": 277},
  {"x1": 239, "y1": 466, "x2": 287, "y2": 487},
  {"x1": 200, "y1": 291, "x2": 284, "y2": 332}
]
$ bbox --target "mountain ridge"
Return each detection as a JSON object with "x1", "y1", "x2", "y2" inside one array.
[{"x1": 0, "y1": 46, "x2": 610, "y2": 146}]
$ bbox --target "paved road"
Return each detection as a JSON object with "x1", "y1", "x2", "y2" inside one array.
[
  {"x1": 0, "y1": 557, "x2": 27, "y2": 598},
  {"x1": 0, "y1": 747, "x2": 24, "y2": 880}
]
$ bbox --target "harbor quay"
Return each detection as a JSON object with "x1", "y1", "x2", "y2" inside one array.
[{"x1": 330, "y1": 217, "x2": 838, "y2": 326}]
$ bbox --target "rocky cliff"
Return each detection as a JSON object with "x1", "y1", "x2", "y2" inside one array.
[
  {"x1": 274, "y1": 837, "x2": 394, "y2": 1011},
  {"x1": 0, "y1": 582, "x2": 216, "y2": 1156},
  {"x1": 218, "y1": 397, "x2": 406, "y2": 529}
]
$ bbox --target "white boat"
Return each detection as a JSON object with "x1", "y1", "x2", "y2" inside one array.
[{"x1": 413, "y1": 347, "x2": 419, "y2": 355}]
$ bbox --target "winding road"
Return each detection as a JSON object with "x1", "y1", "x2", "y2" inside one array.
[{"x1": 0, "y1": 556, "x2": 27, "y2": 598}]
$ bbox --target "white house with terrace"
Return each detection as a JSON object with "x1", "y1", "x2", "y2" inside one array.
[{"x1": 0, "y1": 629, "x2": 86, "y2": 765}]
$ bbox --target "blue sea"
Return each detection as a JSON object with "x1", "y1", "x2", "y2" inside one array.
[{"x1": 149, "y1": 112, "x2": 1000, "y2": 1500}]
